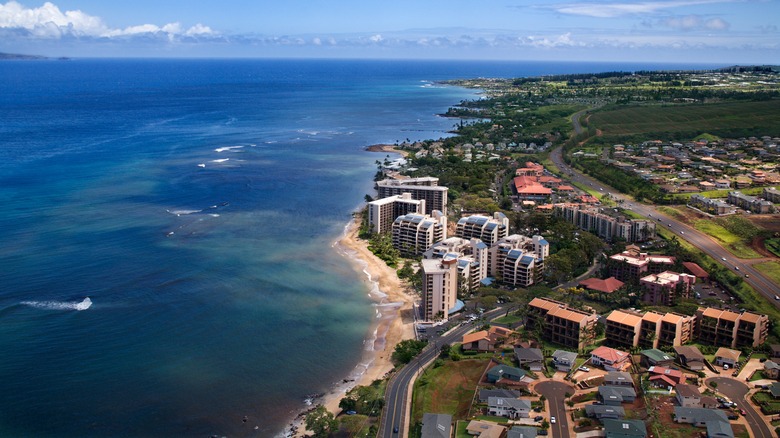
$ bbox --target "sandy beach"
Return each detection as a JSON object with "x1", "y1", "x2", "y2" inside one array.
[{"x1": 288, "y1": 145, "x2": 416, "y2": 437}]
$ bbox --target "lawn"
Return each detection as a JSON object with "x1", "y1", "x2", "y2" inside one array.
[
  {"x1": 754, "y1": 261, "x2": 780, "y2": 286},
  {"x1": 492, "y1": 314, "x2": 523, "y2": 326},
  {"x1": 765, "y1": 238, "x2": 780, "y2": 258},
  {"x1": 411, "y1": 359, "x2": 488, "y2": 424},
  {"x1": 693, "y1": 220, "x2": 762, "y2": 259}
]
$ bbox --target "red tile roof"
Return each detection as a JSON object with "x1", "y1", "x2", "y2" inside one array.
[
  {"x1": 682, "y1": 262, "x2": 709, "y2": 278},
  {"x1": 579, "y1": 277, "x2": 625, "y2": 294}
]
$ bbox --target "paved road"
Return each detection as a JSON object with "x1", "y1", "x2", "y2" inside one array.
[
  {"x1": 379, "y1": 307, "x2": 507, "y2": 437},
  {"x1": 709, "y1": 377, "x2": 773, "y2": 438},
  {"x1": 549, "y1": 145, "x2": 780, "y2": 309},
  {"x1": 535, "y1": 381, "x2": 576, "y2": 438}
]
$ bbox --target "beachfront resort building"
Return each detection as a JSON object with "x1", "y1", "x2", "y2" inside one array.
[
  {"x1": 526, "y1": 297, "x2": 598, "y2": 350},
  {"x1": 367, "y1": 193, "x2": 425, "y2": 234},
  {"x1": 424, "y1": 237, "x2": 489, "y2": 292},
  {"x1": 376, "y1": 177, "x2": 448, "y2": 215},
  {"x1": 455, "y1": 212, "x2": 510, "y2": 246},
  {"x1": 695, "y1": 307, "x2": 769, "y2": 348},
  {"x1": 490, "y1": 234, "x2": 549, "y2": 287},
  {"x1": 421, "y1": 258, "x2": 458, "y2": 321},
  {"x1": 391, "y1": 212, "x2": 447, "y2": 256}
]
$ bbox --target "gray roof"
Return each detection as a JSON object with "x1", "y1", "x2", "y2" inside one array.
[
  {"x1": 489, "y1": 397, "x2": 532, "y2": 410},
  {"x1": 585, "y1": 404, "x2": 626, "y2": 418},
  {"x1": 515, "y1": 347, "x2": 544, "y2": 362},
  {"x1": 421, "y1": 413, "x2": 452, "y2": 438},
  {"x1": 487, "y1": 365, "x2": 527, "y2": 381},
  {"x1": 706, "y1": 420, "x2": 735, "y2": 438},
  {"x1": 603, "y1": 419, "x2": 646, "y2": 437},
  {"x1": 674, "y1": 407, "x2": 728, "y2": 423},
  {"x1": 552, "y1": 350, "x2": 577, "y2": 362},
  {"x1": 674, "y1": 383, "x2": 700, "y2": 398},
  {"x1": 479, "y1": 389, "x2": 523, "y2": 402},
  {"x1": 604, "y1": 371, "x2": 633, "y2": 385},
  {"x1": 674, "y1": 345, "x2": 705, "y2": 361},
  {"x1": 507, "y1": 426, "x2": 538, "y2": 438},
  {"x1": 599, "y1": 385, "x2": 636, "y2": 401}
]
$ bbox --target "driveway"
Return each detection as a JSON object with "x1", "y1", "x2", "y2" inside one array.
[
  {"x1": 535, "y1": 381, "x2": 576, "y2": 438},
  {"x1": 708, "y1": 377, "x2": 774, "y2": 438}
]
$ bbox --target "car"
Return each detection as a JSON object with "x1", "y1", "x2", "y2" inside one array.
[
  {"x1": 680, "y1": 231, "x2": 684, "y2": 234},
  {"x1": 534, "y1": 415, "x2": 543, "y2": 422},
  {"x1": 745, "y1": 274, "x2": 749, "y2": 278},
  {"x1": 775, "y1": 295, "x2": 780, "y2": 301},
  {"x1": 346, "y1": 410, "x2": 357, "y2": 415},
  {"x1": 537, "y1": 430, "x2": 548, "y2": 436},
  {"x1": 550, "y1": 416, "x2": 556, "y2": 424},
  {"x1": 740, "y1": 409, "x2": 747, "y2": 416},
  {"x1": 735, "y1": 266, "x2": 740, "y2": 271},
  {"x1": 723, "y1": 364, "x2": 730, "y2": 370},
  {"x1": 722, "y1": 257, "x2": 727, "y2": 261},
  {"x1": 668, "y1": 223, "x2": 672, "y2": 227},
  {"x1": 727, "y1": 414, "x2": 739, "y2": 420},
  {"x1": 393, "y1": 426, "x2": 399, "y2": 434},
  {"x1": 578, "y1": 366, "x2": 590, "y2": 372}
]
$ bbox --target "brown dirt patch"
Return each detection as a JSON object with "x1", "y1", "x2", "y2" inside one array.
[
  {"x1": 750, "y1": 235, "x2": 777, "y2": 259},
  {"x1": 746, "y1": 214, "x2": 780, "y2": 233},
  {"x1": 646, "y1": 395, "x2": 702, "y2": 438}
]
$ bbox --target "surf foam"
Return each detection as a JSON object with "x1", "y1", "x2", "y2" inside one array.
[{"x1": 21, "y1": 297, "x2": 92, "y2": 311}]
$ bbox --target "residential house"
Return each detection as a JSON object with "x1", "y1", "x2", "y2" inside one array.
[
  {"x1": 602, "y1": 419, "x2": 646, "y2": 438},
  {"x1": 487, "y1": 365, "x2": 528, "y2": 385},
  {"x1": 579, "y1": 277, "x2": 625, "y2": 294},
  {"x1": 769, "y1": 382, "x2": 780, "y2": 399},
  {"x1": 598, "y1": 385, "x2": 637, "y2": 405},
  {"x1": 675, "y1": 384, "x2": 703, "y2": 408},
  {"x1": 603, "y1": 371, "x2": 634, "y2": 388},
  {"x1": 422, "y1": 413, "x2": 452, "y2": 438},
  {"x1": 591, "y1": 346, "x2": 631, "y2": 371},
  {"x1": 764, "y1": 360, "x2": 780, "y2": 379},
  {"x1": 585, "y1": 404, "x2": 626, "y2": 420},
  {"x1": 514, "y1": 347, "x2": 544, "y2": 372},
  {"x1": 462, "y1": 327, "x2": 515, "y2": 352},
  {"x1": 770, "y1": 344, "x2": 780, "y2": 359},
  {"x1": 673, "y1": 407, "x2": 732, "y2": 438},
  {"x1": 507, "y1": 426, "x2": 537, "y2": 438},
  {"x1": 674, "y1": 345, "x2": 706, "y2": 371},
  {"x1": 466, "y1": 420, "x2": 507, "y2": 438},
  {"x1": 714, "y1": 347, "x2": 740, "y2": 368},
  {"x1": 640, "y1": 349, "x2": 675, "y2": 367},
  {"x1": 648, "y1": 366, "x2": 686, "y2": 388},
  {"x1": 488, "y1": 397, "x2": 532, "y2": 419},
  {"x1": 478, "y1": 389, "x2": 524, "y2": 403},
  {"x1": 552, "y1": 350, "x2": 578, "y2": 372}
]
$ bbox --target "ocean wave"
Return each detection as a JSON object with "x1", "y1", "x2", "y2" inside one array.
[
  {"x1": 21, "y1": 297, "x2": 92, "y2": 311},
  {"x1": 214, "y1": 145, "x2": 244, "y2": 153},
  {"x1": 166, "y1": 209, "x2": 200, "y2": 216},
  {"x1": 211, "y1": 158, "x2": 230, "y2": 163}
]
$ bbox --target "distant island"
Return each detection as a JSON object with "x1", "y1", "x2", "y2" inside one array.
[{"x1": 0, "y1": 52, "x2": 68, "y2": 60}]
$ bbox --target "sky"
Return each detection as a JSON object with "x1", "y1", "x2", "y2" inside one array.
[{"x1": 0, "y1": 0, "x2": 778, "y2": 63}]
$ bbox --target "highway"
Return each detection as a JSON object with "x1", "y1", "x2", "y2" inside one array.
[
  {"x1": 549, "y1": 145, "x2": 780, "y2": 310},
  {"x1": 378, "y1": 307, "x2": 506, "y2": 437}
]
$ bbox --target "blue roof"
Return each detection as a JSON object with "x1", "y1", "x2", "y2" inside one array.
[
  {"x1": 480, "y1": 277, "x2": 495, "y2": 286},
  {"x1": 448, "y1": 299, "x2": 465, "y2": 315},
  {"x1": 537, "y1": 238, "x2": 549, "y2": 245},
  {"x1": 520, "y1": 255, "x2": 535, "y2": 264}
]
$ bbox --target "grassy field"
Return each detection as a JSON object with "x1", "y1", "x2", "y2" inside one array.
[
  {"x1": 754, "y1": 262, "x2": 780, "y2": 286},
  {"x1": 588, "y1": 100, "x2": 780, "y2": 137},
  {"x1": 657, "y1": 206, "x2": 685, "y2": 220},
  {"x1": 766, "y1": 238, "x2": 780, "y2": 258},
  {"x1": 411, "y1": 359, "x2": 487, "y2": 425},
  {"x1": 673, "y1": 187, "x2": 765, "y2": 200},
  {"x1": 693, "y1": 220, "x2": 762, "y2": 259}
]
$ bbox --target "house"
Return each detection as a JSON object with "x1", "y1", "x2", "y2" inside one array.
[
  {"x1": 640, "y1": 349, "x2": 675, "y2": 367},
  {"x1": 675, "y1": 383, "x2": 703, "y2": 407},
  {"x1": 579, "y1": 277, "x2": 625, "y2": 294},
  {"x1": 770, "y1": 344, "x2": 780, "y2": 359},
  {"x1": 479, "y1": 389, "x2": 524, "y2": 403},
  {"x1": 487, "y1": 364, "x2": 528, "y2": 384},
  {"x1": 422, "y1": 413, "x2": 452, "y2": 438},
  {"x1": 603, "y1": 371, "x2": 634, "y2": 388},
  {"x1": 674, "y1": 407, "x2": 732, "y2": 437},
  {"x1": 514, "y1": 347, "x2": 544, "y2": 371},
  {"x1": 768, "y1": 382, "x2": 780, "y2": 399},
  {"x1": 552, "y1": 350, "x2": 578, "y2": 372},
  {"x1": 598, "y1": 385, "x2": 637, "y2": 405},
  {"x1": 466, "y1": 420, "x2": 506, "y2": 438},
  {"x1": 602, "y1": 419, "x2": 647, "y2": 438},
  {"x1": 674, "y1": 345, "x2": 706, "y2": 370},
  {"x1": 463, "y1": 330, "x2": 494, "y2": 352},
  {"x1": 648, "y1": 366, "x2": 686, "y2": 388},
  {"x1": 706, "y1": 421, "x2": 735, "y2": 438},
  {"x1": 507, "y1": 426, "x2": 537, "y2": 438},
  {"x1": 488, "y1": 397, "x2": 532, "y2": 419},
  {"x1": 764, "y1": 360, "x2": 780, "y2": 379},
  {"x1": 585, "y1": 404, "x2": 626, "y2": 420},
  {"x1": 714, "y1": 347, "x2": 741, "y2": 368},
  {"x1": 591, "y1": 346, "x2": 631, "y2": 371}
]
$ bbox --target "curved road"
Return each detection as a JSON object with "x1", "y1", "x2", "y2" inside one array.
[
  {"x1": 379, "y1": 307, "x2": 507, "y2": 437},
  {"x1": 535, "y1": 381, "x2": 576, "y2": 438},
  {"x1": 708, "y1": 377, "x2": 773, "y2": 438},
  {"x1": 549, "y1": 144, "x2": 780, "y2": 309}
]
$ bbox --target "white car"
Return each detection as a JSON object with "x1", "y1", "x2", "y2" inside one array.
[{"x1": 550, "y1": 417, "x2": 556, "y2": 424}]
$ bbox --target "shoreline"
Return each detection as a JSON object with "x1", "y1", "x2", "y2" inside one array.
[{"x1": 284, "y1": 145, "x2": 415, "y2": 437}]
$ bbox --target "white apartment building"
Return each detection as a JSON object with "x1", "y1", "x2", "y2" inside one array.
[
  {"x1": 391, "y1": 211, "x2": 447, "y2": 256},
  {"x1": 455, "y1": 212, "x2": 510, "y2": 246},
  {"x1": 491, "y1": 234, "x2": 549, "y2": 287},
  {"x1": 375, "y1": 177, "x2": 448, "y2": 215},
  {"x1": 421, "y1": 258, "x2": 458, "y2": 321},
  {"x1": 367, "y1": 193, "x2": 425, "y2": 234},
  {"x1": 424, "y1": 237, "x2": 489, "y2": 291}
]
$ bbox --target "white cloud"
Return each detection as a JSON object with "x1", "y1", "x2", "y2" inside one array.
[
  {"x1": 657, "y1": 14, "x2": 730, "y2": 31},
  {"x1": 549, "y1": 0, "x2": 733, "y2": 18},
  {"x1": 0, "y1": 1, "x2": 216, "y2": 40}
]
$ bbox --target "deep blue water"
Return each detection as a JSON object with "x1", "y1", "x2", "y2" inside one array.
[{"x1": 0, "y1": 58, "x2": 723, "y2": 437}]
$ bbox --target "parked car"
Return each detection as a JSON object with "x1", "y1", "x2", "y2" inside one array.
[
  {"x1": 534, "y1": 416, "x2": 543, "y2": 422},
  {"x1": 727, "y1": 414, "x2": 739, "y2": 420},
  {"x1": 550, "y1": 416, "x2": 556, "y2": 424},
  {"x1": 578, "y1": 366, "x2": 590, "y2": 372},
  {"x1": 538, "y1": 429, "x2": 548, "y2": 436}
]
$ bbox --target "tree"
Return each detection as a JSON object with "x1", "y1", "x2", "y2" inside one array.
[
  {"x1": 305, "y1": 405, "x2": 338, "y2": 438},
  {"x1": 392, "y1": 339, "x2": 427, "y2": 364}
]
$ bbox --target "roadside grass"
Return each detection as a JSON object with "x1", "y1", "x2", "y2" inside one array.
[
  {"x1": 492, "y1": 314, "x2": 523, "y2": 326},
  {"x1": 657, "y1": 206, "x2": 685, "y2": 220},
  {"x1": 765, "y1": 238, "x2": 780, "y2": 258},
  {"x1": 673, "y1": 187, "x2": 764, "y2": 200},
  {"x1": 753, "y1": 262, "x2": 780, "y2": 286},
  {"x1": 454, "y1": 420, "x2": 471, "y2": 438},
  {"x1": 693, "y1": 220, "x2": 762, "y2": 259},
  {"x1": 411, "y1": 359, "x2": 487, "y2": 424}
]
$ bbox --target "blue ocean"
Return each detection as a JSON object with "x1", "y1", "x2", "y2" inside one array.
[{"x1": 0, "y1": 58, "x2": 721, "y2": 437}]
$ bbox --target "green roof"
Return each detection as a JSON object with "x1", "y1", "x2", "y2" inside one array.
[
  {"x1": 641, "y1": 348, "x2": 673, "y2": 363},
  {"x1": 770, "y1": 382, "x2": 780, "y2": 398},
  {"x1": 603, "y1": 419, "x2": 647, "y2": 437}
]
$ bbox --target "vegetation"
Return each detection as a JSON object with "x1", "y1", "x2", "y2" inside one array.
[
  {"x1": 392, "y1": 339, "x2": 427, "y2": 364},
  {"x1": 367, "y1": 232, "x2": 400, "y2": 268},
  {"x1": 754, "y1": 262, "x2": 780, "y2": 286},
  {"x1": 766, "y1": 238, "x2": 780, "y2": 258},
  {"x1": 411, "y1": 359, "x2": 487, "y2": 428},
  {"x1": 305, "y1": 405, "x2": 339, "y2": 438},
  {"x1": 339, "y1": 380, "x2": 385, "y2": 417}
]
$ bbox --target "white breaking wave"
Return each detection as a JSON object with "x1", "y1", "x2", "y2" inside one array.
[
  {"x1": 21, "y1": 297, "x2": 92, "y2": 311},
  {"x1": 214, "y1": 145, "x2": 244, "y2": 152},
  {"x1": 166, "y1": 209, "x2": 200, "y2": 216}
]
